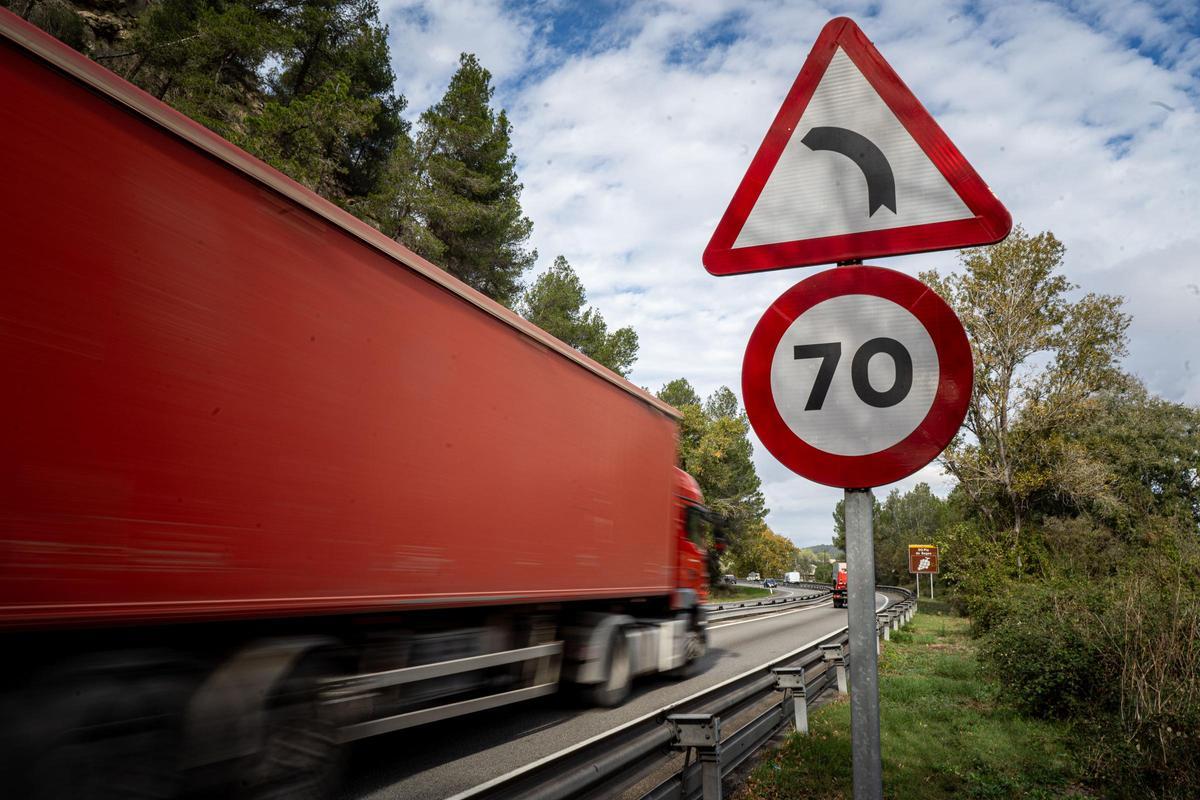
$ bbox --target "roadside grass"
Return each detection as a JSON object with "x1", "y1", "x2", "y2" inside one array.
[
  {"x1": 710, "y1": 585, "x2": 772, "y2": 602},
  {"x1": 911, "y1": 596, "x2": 956, "y2": 616},
  {"x1": 735, "y1": 613, "x2": 1087, "y2": 799}
]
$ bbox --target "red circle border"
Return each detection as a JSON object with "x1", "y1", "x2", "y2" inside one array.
[{"x1": 742, "y1": 265, "x2": 973, "y2": 488}]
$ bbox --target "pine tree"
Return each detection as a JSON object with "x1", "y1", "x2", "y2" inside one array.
[
  {"x1": 260, "y1": 0, "x2": 407, "y2": 205},
  {"x1": 409, "y1": 53, "x2": 535, "y2": 307},
  {"x1": 520, "y1": 256, "x2": 639, "y2": 376},
  {"x1": 46, "y1": 0, "x2": 410, "y2": 210}
]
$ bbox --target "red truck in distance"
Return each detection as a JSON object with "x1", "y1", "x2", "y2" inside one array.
[
  {"x1": 832, "y1": 563, "x2": 849, "y2": 608},
  {"x1": 0, "y1": 10, "x2": 721, "y2": 798}
]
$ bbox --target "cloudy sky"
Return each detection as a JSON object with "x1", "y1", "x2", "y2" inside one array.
[{"x1": 379, "y1": 0, "x2": 1199, "y2": 548}]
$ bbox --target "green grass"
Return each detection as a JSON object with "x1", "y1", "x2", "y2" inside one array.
[
  {"x1": 913, "y1": 597, "x2": 957, "y2": 616},
  {"x1": 736, "y1": 614, "x2": 1087, "y2": 800},
  {"x1": 710, "y1": 585, "x2": 773, "y2": 602}
]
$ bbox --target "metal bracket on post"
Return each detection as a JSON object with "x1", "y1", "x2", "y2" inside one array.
[
  {"x1": 821, "y1": 643, "x2": 848, "y2": 694},
  {"x1": 774, "y1": 667, "x2": 808, "y2": 734},
  {"x1": 668, "y1": 713, "x2": 723, "y2": 800}
]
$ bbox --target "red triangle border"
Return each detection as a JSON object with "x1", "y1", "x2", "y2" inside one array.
[{"x1": 703, "y1": 17, "x2": 1011, "y2": 276}]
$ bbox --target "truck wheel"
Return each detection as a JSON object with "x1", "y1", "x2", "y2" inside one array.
[
  {"x1": 582, "y1": 628, "x2": 632, "y2": 708},
  {"x1": 667, "y1": 629, "x2": 706, "y2": 680},
  {"x1": 239, "y1": 658, "x2": 343, "y2": 800}
]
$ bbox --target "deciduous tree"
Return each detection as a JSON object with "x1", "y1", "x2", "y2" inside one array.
[{"x1": 920, "y1": 227, "x2": 1129, "y2": 573}]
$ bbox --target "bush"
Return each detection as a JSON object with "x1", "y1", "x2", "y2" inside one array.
[
  {"x1": 1086, "y1": 557, "x2": 1200, "y2": 798},
  {"x1": 977, "y1": 581, "x2": 1107, "y2": 719},
  {"x1": 975, "y1": 535, "x2": 1200, "y2": 798}
]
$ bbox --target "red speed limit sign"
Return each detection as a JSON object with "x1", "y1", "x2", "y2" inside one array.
[{"x1": 742, "y1": 265, "x2": 972, "y2": 488}]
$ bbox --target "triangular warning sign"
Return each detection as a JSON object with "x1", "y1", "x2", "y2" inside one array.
[{"x1": 704, "y1": 17, "x2": 1011, "y2": 276}]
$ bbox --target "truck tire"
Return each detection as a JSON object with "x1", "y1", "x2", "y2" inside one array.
[
  {"x1": 667, "y1": 628, "x2": 707, "y2": 680},
  {"x1": 238, "y1": 656, "x2": 343, "y2": 800},
  {"x1": 582, "y1": 627, "x2": 632, "y2": 708}
]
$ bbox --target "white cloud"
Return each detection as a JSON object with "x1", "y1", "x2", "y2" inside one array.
[
  {"x1": 384, "y1": 1, "x2": 1200, "y2": 540},
  {"x1": 379, "y1": 0, "x2": 543, "y2": 114}
]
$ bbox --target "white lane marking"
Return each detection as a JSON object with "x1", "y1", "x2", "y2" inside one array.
[
  {"x1": 449, "y1": 590, "x2": 907, "y2": 800},
  {"x1": 447, "y1": 626, "x2": 847, "y2": 800}
]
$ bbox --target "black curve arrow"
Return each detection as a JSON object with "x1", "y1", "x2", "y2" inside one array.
[{"x1": 801, "y1": 126, "x2": 897, "y2": 216}]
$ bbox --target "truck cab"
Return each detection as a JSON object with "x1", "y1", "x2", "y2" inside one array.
[
  {"x1": 675, "y1": 468, "x2": 714, "y2": 604},
  {"x1": 832, "y1": 563, "x2": 848, "y2": 608}
]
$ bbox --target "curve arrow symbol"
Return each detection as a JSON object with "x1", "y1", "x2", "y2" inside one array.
[{"x1": 801, "y1": 126, "x2": 897, "y2": 216}]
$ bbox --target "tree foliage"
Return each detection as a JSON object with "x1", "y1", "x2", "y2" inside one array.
[
  {"x1": 404, "y1": 53, "x2": 536, "y2": 307},
  {"x1": 832, "y1": 483, "x2": 950, "y2": 585},
  {"x1": 29, "y1": 0, "x2": 409, "y2": 211},
  {"x1": 920, "y1": 226, "x2": 1130, "y2": 572},
  {"x1": 726, "y1": 523, "x2": 798, "y2": 579},
  {"x1": 520, "y1": 256, "x2": 638, "y2": 376},
  {"x1": 914, "y1": 228, "x2": 1199, "y2": 796},
  {"x1": 658, "y1": 381, "x2": 768, "y2": 540},
  {"x1": 20, "y1": 3, "x2": 554, "y2": 312}
]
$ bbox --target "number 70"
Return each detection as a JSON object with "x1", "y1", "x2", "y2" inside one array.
[{"x1": 792, "y1": 337, "x2": 913, "y2": 410}]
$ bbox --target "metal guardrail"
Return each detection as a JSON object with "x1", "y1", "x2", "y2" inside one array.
[
  {"x1": 451, "y1": 586, "x2": 916, "y2": 800},
  {"x1": 705, "y1": 585, "x2": 832, "y2": 621}
]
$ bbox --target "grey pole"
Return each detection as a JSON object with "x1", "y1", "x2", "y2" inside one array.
[
  {"x1": 845, "y1": 488, "x2": 883, "y2": 800},
  {"x1": 930, "y1": 572, "x2": 934, "y2": 600}
]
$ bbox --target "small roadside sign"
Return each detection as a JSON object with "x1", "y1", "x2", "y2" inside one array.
[
  {"x1": 908, "y1": 544, "x2": 939, "y2": 574},
  {"x1": 742, "y1": 265, "x2": 972, "y2": 488},
  {"x1": 704, "y1": 16, "x2": 1010, "y2": 276}
]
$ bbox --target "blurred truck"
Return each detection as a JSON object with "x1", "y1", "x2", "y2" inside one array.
[
  {"x1": 0, "y1": 11, "x2": 719, "y2": 798},
  {"x1": 784, "y1": 570, "x2": 801, "y2": 585}
]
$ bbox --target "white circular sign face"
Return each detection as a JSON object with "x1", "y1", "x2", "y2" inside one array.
[{"x1": 769, "y1": 294, "x2": 938, "y2": 456}]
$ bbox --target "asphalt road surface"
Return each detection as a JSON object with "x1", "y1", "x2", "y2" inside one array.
[{"x1": 341, "y1": 591, "x2": 887, "y2": 800}]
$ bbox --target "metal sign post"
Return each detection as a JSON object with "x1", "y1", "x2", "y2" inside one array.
[
  {"x1": 845, "y1": 488, "x2": 883, "y2": 800},
  {"x1": 714, "y1": 17, "x2": 1001, "y2": 800}
]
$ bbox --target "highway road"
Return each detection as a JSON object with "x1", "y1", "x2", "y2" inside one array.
[{"x1": 340, "y1": 589, "x2": 887, "y2": 799}]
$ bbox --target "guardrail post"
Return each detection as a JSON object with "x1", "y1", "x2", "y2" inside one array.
[
  {"x1": 875, "y1": 621, "x2": 883, "y2": 655},
  {"x1": 669, "y1": 713, "x2": 722, "y2": 800},
  {"x1": 882, "y1": 615, "x2": 892, "y2": 641},
  {"x1": 821, "y1": 643, "x2": 847, "y2": 694},
  {"x1": 774, "y1": 667, "x2": 808, "y2": 734}
]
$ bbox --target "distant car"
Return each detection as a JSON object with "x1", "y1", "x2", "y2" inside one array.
[
  {"x1": 763, "y1": 578, "x2": 778, "y2": 588},
  {"x1": 747, "y1": 572, "x2": 760, "y2": 581},
  {"x1": 723, "y1": 574, "x2": 737, "y2": 585}
]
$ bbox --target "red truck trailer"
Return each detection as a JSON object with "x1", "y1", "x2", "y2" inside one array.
[{"x1": 0, "y1": 10, "x2": 716, "y2": 797}]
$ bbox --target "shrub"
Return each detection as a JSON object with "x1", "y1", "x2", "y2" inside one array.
[
  {"x1": 1086, "y1": 554, "x2": 1200, "y2": 798},
  {"x1": 976, "y1": 532, "x2": 1200, "y2": 798},
  {"x1": 977, "y1": 581, "x2": 1107, "y2": 719}
]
